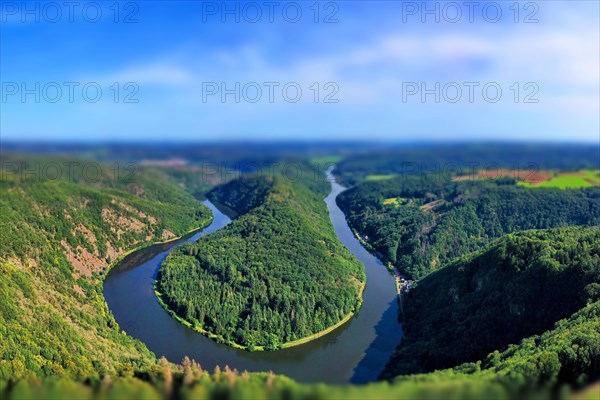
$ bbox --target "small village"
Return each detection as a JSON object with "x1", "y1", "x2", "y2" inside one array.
[{"x1": 391, "y1": 264, "x2": 413, "y2": 295}]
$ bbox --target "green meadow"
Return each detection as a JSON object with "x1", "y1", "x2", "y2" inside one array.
[
  {"x1": 365, "y1": 174, "x2": 397, "y2": 181},
  {"x1": 519, "y1": 169, "x2": 599, "y2": 189}
]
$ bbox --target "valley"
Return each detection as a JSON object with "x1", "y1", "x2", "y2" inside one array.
[
  {"x1": 104, "y1": 168, "x2": 400, "y2": 384},
  {"x1": 4, "y1": 1, "x2": 599, "y2": 397},
  {"x1": 1, "y1": 144, "x2": 599, "y2": 399}
]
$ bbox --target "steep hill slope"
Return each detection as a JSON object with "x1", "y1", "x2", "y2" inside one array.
[
  {"x1": 381, "y1": 226, "x2": 600, "y2": 378},
  {"x1": 0, "y1": 156, "x2": 212, "y2": 380}
]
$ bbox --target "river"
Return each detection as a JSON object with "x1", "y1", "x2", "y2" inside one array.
[{"x1": 103, "y1": 175, "x2": 402, "y2": 384}]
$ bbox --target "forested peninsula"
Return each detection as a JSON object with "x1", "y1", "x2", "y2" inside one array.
[{"x1": 156, "y1": 168, "x2": 365, "y2": 350}]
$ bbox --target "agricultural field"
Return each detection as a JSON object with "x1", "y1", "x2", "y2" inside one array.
[
  {"x1": 518, "y1": 169, "x2": 600, "y2": 188},
  {"x1": 453, "y1": 169, "x2": 599, "y2": 189},
  {"x1": 365, "y1": 174, "x2": 397, "y2": 181}
]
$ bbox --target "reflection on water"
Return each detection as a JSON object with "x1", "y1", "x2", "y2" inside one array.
[{"x1": 351, "y1": 299, "x2": 403, "y2": 383}]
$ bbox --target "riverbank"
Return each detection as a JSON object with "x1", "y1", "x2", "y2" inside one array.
[
  {"x1": 153, "y1": 171, "x2": 368, "y2": 352},
  {"x1": 103, "y1": 191, "x2": 401, "y2": 383},
  {"x1": 350, "y1": 229, "x2": 412, "y2": 296},
  {"x1": 100, "y1": 213, "x2": 214, "y2": 283},
  {"x1": 103, "y1": 192, "x2": 368, "y2": 353},
  {"x1": 280, "y1": 280, "x2": 365, "y2": 349},
  {"x1": 154, "y1": 280, "x2": 366, "y2": 352}
]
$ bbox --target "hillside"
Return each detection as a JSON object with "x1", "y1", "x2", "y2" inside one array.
[
  {"x1": 1, "y1": 153, "x2": 598, "y2": 399},
  {"x1": 386, "y1": 299, "x2": 600, "y2": 392},
  {"x1": 0, "y1": 156, "x2": 212, "y2": 380},
  {"x1": 381, "y1": 226, "x2": 600, "y2": 378},
  {"x1": 156, "y1": 169, "x2": 365, "y2": 350},
  {"x1": 207, "y1": 174, "x2": 274, "y2": 216},
  {"x1": 337, "y1": 176, "x2": 600, "y2": 279},
  {"x1": 3, "y1": 300, "x2": 599, "y2": 399}
]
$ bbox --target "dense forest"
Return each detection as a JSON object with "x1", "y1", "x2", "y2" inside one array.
[
  {"x1": 156, "y1": 168, "x2": 365, "y2": 349},
  {"x1": 382, "y1": 226, "x2": 600, "y2": 379},
  {"x1": 0, "y1": 155, "x2": 212, "y2": 381},
  {"x1": 1, "y1": 149, "x2": 599, "y2": 399},
  {"x1": 337, "y1": 175, "x2": 600, "y2": 279},
  {"x1": 206, "y1": 174, "x2": 274, "y2": 216}
]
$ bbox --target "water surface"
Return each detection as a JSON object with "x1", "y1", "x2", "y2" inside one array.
[{"x1": 104, "y1": 179, "x2": 402, "y2": 384}]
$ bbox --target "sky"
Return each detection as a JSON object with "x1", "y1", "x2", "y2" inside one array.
[{"x1": 1, "y1": 0, "x2": 599, "y2": 142}]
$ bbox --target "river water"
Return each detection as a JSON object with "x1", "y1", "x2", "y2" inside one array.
[{"x1": 103, "y1": 177, "x2": 402, "y2": 384}]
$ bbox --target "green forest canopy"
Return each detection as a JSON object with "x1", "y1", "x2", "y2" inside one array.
[
  {"x1": 0, "y1": 156, "x2": 212, "y2": 381},
  {"x1": 156, "y1": 169, "x2": 365, "y2": 349},
  {"x1": 382, "y1": 226, "x2": 600, "y2": 380},
  {"x1": 337, "y1": 175, "x2": 600, "y2": 279},
  {"x1": 1, "y1": 151, "x2": 599, "y2": 399}
]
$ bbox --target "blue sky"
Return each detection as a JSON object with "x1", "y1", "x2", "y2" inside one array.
[{"x1": 1, "y1": 1, "x2": 598, "y2": 142}]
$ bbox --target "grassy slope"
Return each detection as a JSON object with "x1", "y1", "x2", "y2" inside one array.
[
  {"x1": 0, "y1": 155, "x2": 212, "y2": 381},
  {"x1": 156, "y1": 169, "x2": 365, "y2": 349}
]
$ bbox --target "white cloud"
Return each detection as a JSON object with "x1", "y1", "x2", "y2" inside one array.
[
  {"x1": 79, "y1": 3, "x2": 598, "y2": 140},
  {"x1": 92, "y1": 64, "x2": 193, "y2": 86}
]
